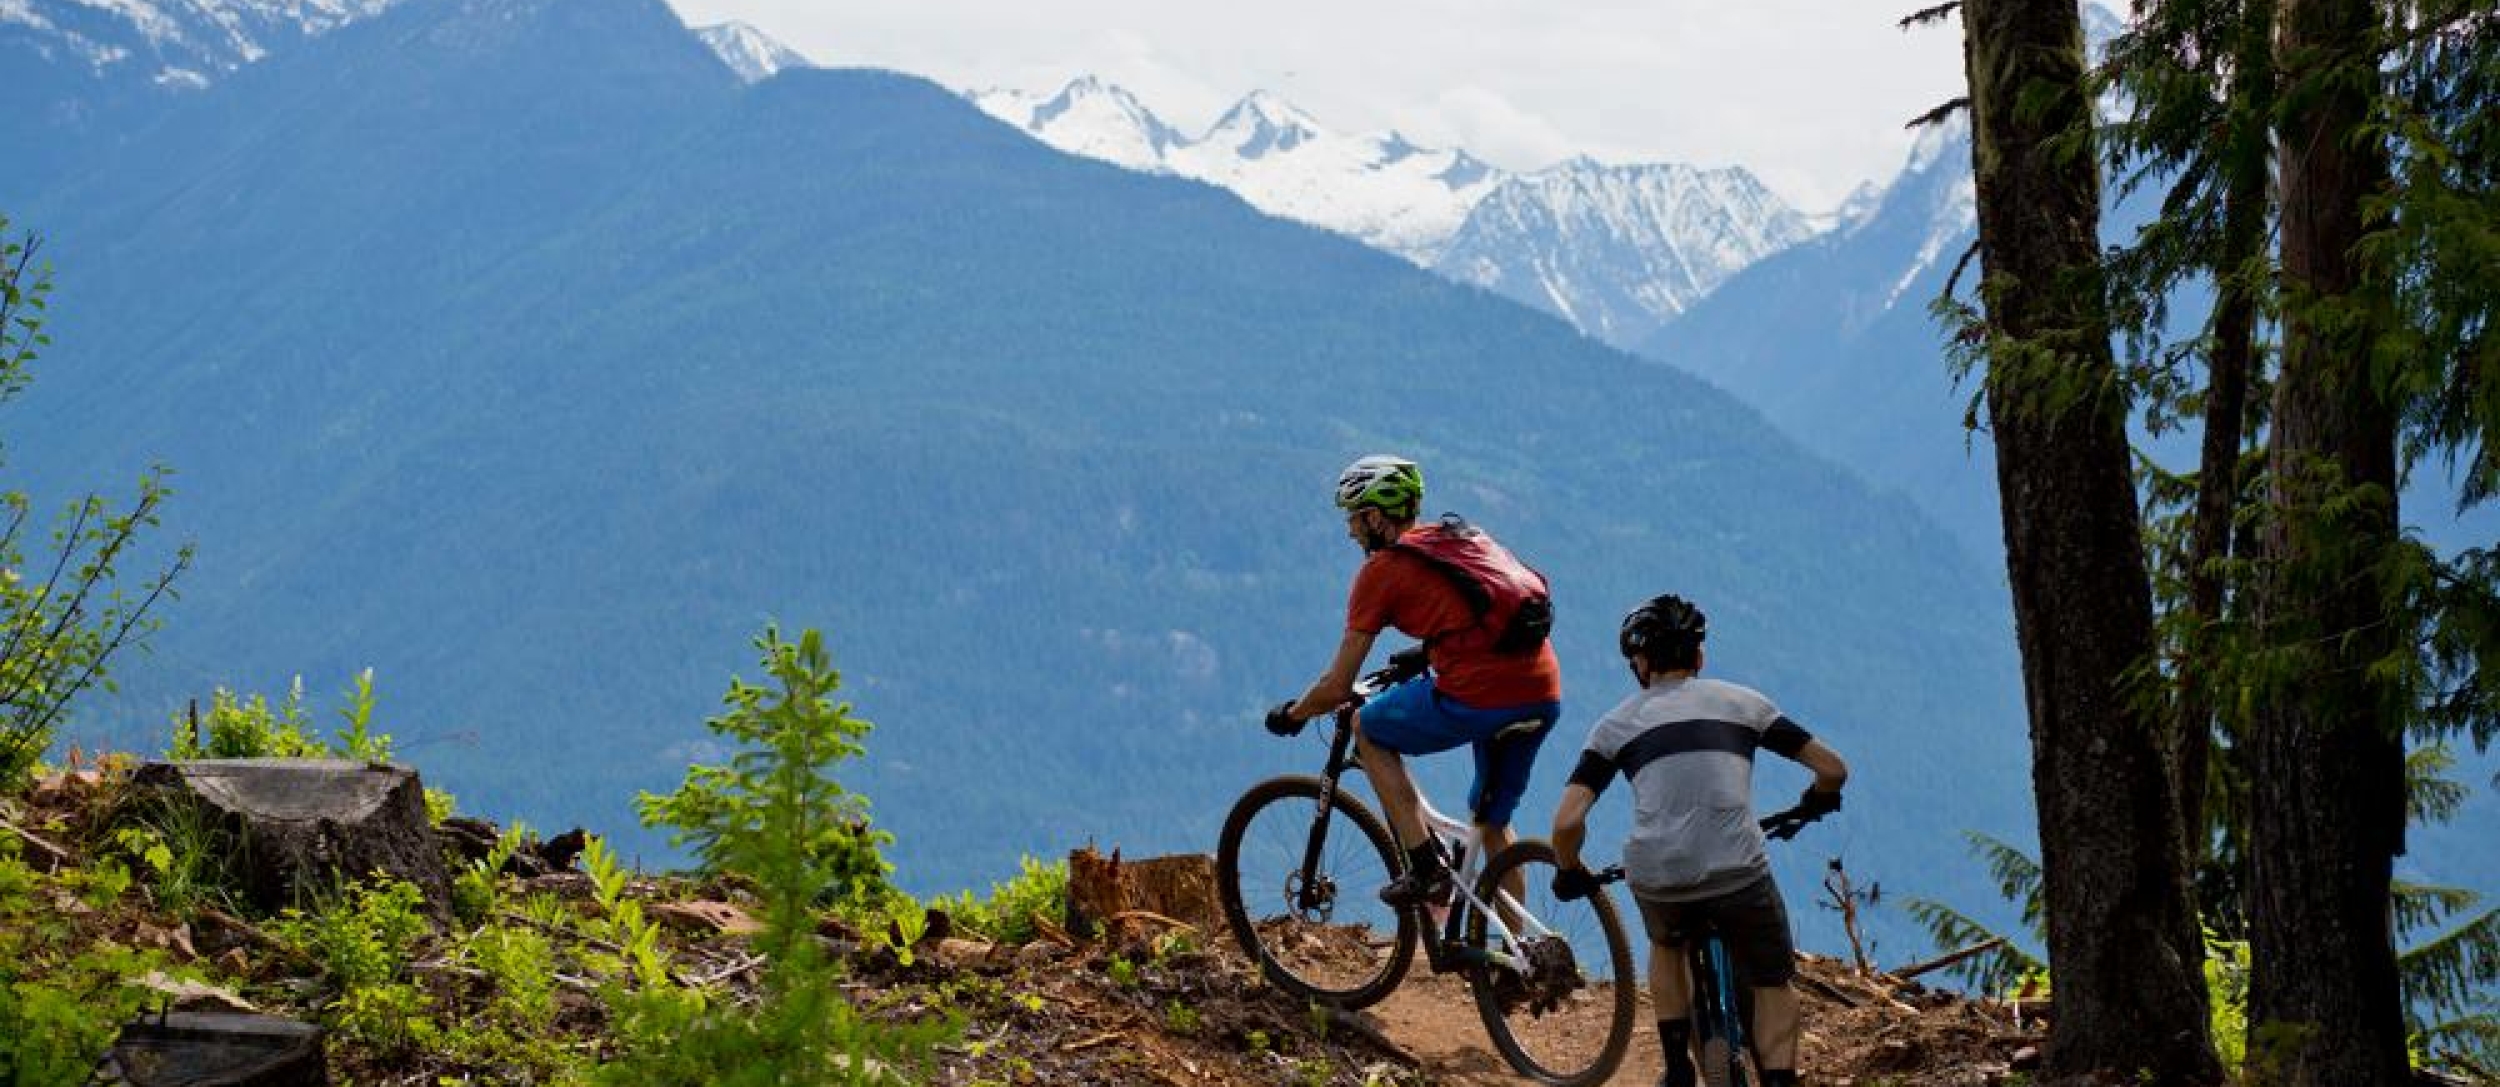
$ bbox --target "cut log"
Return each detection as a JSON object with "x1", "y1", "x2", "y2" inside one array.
[
  {"x1": 1894, "y1": 936, "x2": 2007, "y2": 982},
  {"x1": 93, "y1": 1011, "x2": 326, "y2": 1086},
  {"x1": 132, "y1": 759, "x2": 452, "y2": 918},
  {"x1": 1063, "y1": 847, "x2": 1219, "y2": 944}
]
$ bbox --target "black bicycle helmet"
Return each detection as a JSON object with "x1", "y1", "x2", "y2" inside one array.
[{"x1": 1619, "y1": 594, "x2": 1707, "y2": 661}]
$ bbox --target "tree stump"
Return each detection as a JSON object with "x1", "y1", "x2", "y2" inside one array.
[
  {"x1": 1063, "y1": 847, "x2": 1219, "y2": 945},
  {"x1": 93, "y1": 1011, "x2": 326, "y2": 1086},
  {"x1": 131, "y1": 759, "x2": 451, "y2": 918}
]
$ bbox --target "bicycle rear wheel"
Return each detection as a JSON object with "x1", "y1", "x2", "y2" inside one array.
[
  {"x1": 1466, "y1": 839, "x2": 1637, "y2": 1087},
  {"x1": 1691, "y1": 940, "x2": 1753, "y2": 1087},
  {"x1": 1215, "y1": 774, "x2": 1416, "y2": 1009}
]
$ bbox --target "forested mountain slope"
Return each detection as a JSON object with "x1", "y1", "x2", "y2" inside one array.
[{"x1": 10, "y1": 0, "x2": 2031, "y2": 951}]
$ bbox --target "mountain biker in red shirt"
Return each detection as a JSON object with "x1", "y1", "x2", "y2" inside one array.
[
  {"x1": 1549, "y1": 594, "x2": 1847, "y2": 1087},
  {"x1": 1267, "y1": 455, "x2": 1565, "y2": 907}
]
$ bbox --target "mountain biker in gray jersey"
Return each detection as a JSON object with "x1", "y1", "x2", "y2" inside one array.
[{"x1": 1548, "y1": 594, "x2": 1848, "y2": 1087}]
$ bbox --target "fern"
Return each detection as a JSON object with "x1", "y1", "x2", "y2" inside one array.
[{"x1": 1901, "y1": 896, "x2": 2044, "y2": 993}]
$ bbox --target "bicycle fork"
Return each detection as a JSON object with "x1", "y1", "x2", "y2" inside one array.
[{"x1": 1294, "y1": 710, "x2": 1364, "y2": 912}]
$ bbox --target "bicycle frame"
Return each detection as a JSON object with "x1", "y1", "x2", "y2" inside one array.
[
  {"x1": 1690, "y1": 931, "x2": 1751, "y2": 1082},
  {"x1": 1294, "y1": 687, "x2": 1565, "y2": 976}
]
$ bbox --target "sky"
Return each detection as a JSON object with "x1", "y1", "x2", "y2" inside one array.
[{"x1": 660, "y1": 0, "x2": 1973, "y2": 213}]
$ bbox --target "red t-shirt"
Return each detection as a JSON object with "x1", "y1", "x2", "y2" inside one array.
[{"x1": 1346, "y1": 549, "x2": 1563, "y2": 708}]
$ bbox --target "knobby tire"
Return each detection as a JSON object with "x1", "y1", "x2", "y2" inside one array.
[
  {"x1": 1215, "y1": 774, "x2": 1417, "y2": 1009},
  {"x1": 1466, "y1": 839, "x2": 1637, "y2": 1087}
]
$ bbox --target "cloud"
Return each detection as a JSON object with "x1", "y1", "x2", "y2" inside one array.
[
  {"x1": 667, "y1": 0, "x2": 1970, "y2": 209},
  {"x1": 1389, "y1": 87, "x2": 1582, "y2": 172}
]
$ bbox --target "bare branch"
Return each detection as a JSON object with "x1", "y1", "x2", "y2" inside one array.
[
  {"x1": 6, "y1": 545, "x2": 187, "y2": 764},
  {"x1": 1908, "y1": 97, "x2": 1972, "y2": 129},
  {"x1": 1900, "y1": 1, "x2": 1963, "y2": 29}
]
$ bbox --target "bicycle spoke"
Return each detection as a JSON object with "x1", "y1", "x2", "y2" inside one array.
[
  {"x1": 1217, "y1": 776, "x2": 1413, "y2": 1007},
  {"x1": 1468, "y1": 841, "x2": 1637, "y2": 1087}
]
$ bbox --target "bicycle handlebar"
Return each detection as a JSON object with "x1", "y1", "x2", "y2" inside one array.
[{"x1": 1758, "y1": 803, "x2": 1822, "y2": 841}]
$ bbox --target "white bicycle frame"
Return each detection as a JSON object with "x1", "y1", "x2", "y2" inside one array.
[{"x1": 1414, "y1": 790, "x2": 1554, "y2": 974}]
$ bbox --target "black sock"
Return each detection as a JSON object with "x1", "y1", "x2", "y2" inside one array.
[
  {"x1": 1758, "y1": 1070, "x2": 1797, "y2": 1087},
  {"x1": 1656, "y1": 1020, "x2": 1695, "y2": 1087},
  {"x1": 1404, "y1": 842, "x2": 1443, "y2": 877}
]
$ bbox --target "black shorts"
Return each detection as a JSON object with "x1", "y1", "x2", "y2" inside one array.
[{"x1": 1633, "y1": 873, "x2": 1797, "y2": 986}]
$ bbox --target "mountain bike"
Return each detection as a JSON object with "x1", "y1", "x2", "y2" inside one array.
[
  {"x1": 1215, "y1": 656, "x2": 1638, "y2": 1087},
  {"x1": 1679, "y1": 803, "x2": 1827, "y2": 1087}
]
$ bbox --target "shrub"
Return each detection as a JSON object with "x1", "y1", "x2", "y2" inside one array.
[
  {"x1": 603, "y1": 626, "x2": 951, "y2": 1084},
  {"x1": 935, "y1": 856, "x2": 1069, "y2": 946}
]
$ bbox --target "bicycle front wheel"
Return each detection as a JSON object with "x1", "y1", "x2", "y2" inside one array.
[
  {"x1": 1215, "y1": 774, "x2": 1417, "y2": 1009},
  {"x1": 1466, "y1": 839, "x2": 1638, "y2": 1087}
]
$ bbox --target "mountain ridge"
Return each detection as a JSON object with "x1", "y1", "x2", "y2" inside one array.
[
  {"x1": 969, "y1": 76, "x2": 1815, "y2": 348},
  {"x1": 13, "y1": 0, "x2": 2031, "y2": 959}
]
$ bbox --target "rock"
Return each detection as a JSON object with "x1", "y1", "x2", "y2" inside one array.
[
  {"x1": 131, "y1": 759, "x2": 451, "y2": 918},
  {"x1": 932, "y1": 937, "x2": 997, "y2": 969},
  {"x1": 132, "y1": 971, "x2": 258, "y2": 1015},
  {"x1": 132, "y1": 922, "x2": 198, "y2": 962},
  {"x1": 93, "y1": 1011, "x2": 325, "y2": 1086},
  {"x1": 2010, "y1": 1045, "x2": 2041, "y2": 1070},
  {"x1": 651, "y1": 900, "x2": 764, "y2": 936}
]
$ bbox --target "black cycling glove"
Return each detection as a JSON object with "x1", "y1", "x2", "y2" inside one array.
[
  {"x1": 1551, "y1": 865, "x2": 1602, "y2": 903},
  {"x1": 1264, "y1": 701, "x2": 1306, "y2": 737},
  {"x1": 1796, "y1": 787, "x2": 1843, "y2": 820}
]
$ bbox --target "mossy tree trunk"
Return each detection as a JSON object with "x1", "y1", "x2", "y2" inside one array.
[
  {"x1": 2245, "y1": 0, "x2": 2411, "y2": 1080},
  {"x1": 1958, "y1": 0, "x2": 2222, "y2": 1080}
]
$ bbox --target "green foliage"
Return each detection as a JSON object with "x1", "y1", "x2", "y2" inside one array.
[
  {"x1": 1901, "y1": 894, "x2": 2045, "y2": 996},
  {"x1": 0, "y1": 215, "x2": 189, "y2": 789},
  {"x1": 168, "y1": 672, "x2": 412, "y2": 762},
  {"x1": 934, "y1": 856, "x2": 1069, "y2": 946},
  {"x1": 1163, "y1": 998, "x2": 1200, "y2": 1037},
  {"x1": 2396, "y1": 886, "x2": 2500, "y2": 1070},
  {"x1": 637, "y1": 627, "x2": 895, "y2": 916},
  {"x1": 452, "y1": 821, "x2": 528, "y2": 926},
  {"x1": 0, "y1": 842, "x2": 183, "y2": 1087},
  {"x1": 2204, "y1": 930, "x2": 2252, "y2": 1070},
  {"x1": 0, "y1": 943, "x2": 171, "y2": 1087},
  {"x1": 268, "y1": 876, "x2": 439, "y2": 1056},
  {"x1": 602, "y1": 626, "x2": 951, "y2": 1085},
  {"x1": 332, "y1": 668, "x2": 390, "y2": 763},
  {"x1": 579, "y1": 834, "x2": 669, "y2": 988},
  {"x1": 462, "y1": 924, "x2": 559, "y2": 1033},
  {"x1": 110, "y1": 789, "x2": 241, "y2": 915}
]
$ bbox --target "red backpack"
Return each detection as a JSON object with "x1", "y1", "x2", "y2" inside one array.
[{"x1": 1389, "y1": 514, "x2": 1554, "y2": 655}]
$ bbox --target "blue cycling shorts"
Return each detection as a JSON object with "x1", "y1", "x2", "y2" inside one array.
[{"x1": 1358, "y1": 675, "x2": 1560, "y2": 829}]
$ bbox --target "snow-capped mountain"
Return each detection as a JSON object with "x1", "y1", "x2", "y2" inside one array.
[
  {"x1": 2, "y1": 0, "x2": 399, "y2": 89},
  {"x1": 973, "y1": 80, "x2": 1499, "y2": 264},
  {"x1": 1435, "y1": 160, "x2": 1818, "y2": 349},
  {"x1": 972, "y1": 77, "x2": 1183, "y2": 173},
  {"x1": 971, "y1": 77, "x2": 1812, "y2": 342},
  {"x1": 694, "y1": 20, "x2": 807, "y2": 84}
]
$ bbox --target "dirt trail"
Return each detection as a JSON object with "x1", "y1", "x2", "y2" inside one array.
[
  {"x1": 1361, "y1": 952, "x2": 2042, "y2": 1087},
  {"x1": 1365, "y1": 970, "x2": 1664, "y2": 1085}
]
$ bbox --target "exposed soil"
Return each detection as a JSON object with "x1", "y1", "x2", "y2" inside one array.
[{"x1": 12, "y1": 766, "x2": 2052, "y2": 1086}]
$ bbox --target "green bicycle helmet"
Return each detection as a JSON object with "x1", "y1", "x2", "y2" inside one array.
[{"x1": 1334, "y1": 455, "x2": 1424, "y2": 519}]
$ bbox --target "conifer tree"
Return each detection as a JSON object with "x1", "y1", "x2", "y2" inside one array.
[{"x1": 1947, "y1": 0, "x2": 2223, "y2": 1079}]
